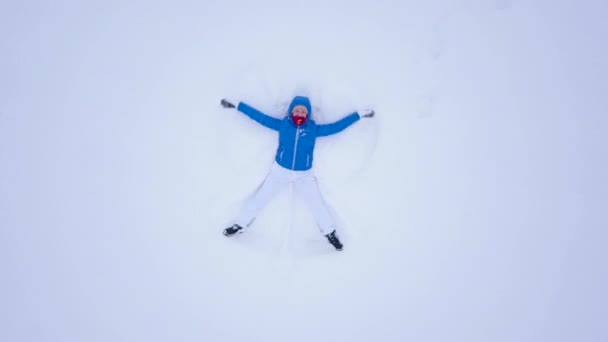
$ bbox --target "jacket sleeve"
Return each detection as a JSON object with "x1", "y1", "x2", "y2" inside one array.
[
  {"x1": 237, "y1": 102, "x2": 281, "y2": 131},
  {"x1": 316, "y1": 113, "x2": 360, "y2": 137}
]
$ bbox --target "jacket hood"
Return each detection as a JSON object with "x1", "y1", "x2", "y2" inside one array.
[{"x1": 287, "y1": 96, "x2": 312, "y2": 119}]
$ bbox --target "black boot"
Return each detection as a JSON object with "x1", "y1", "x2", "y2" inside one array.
[
  {"x1": 325, "y1": 230, "x2": 343, "y2": 251},
  {"x1": 223, "y1": 224, "x2": 244, "y2": 236}
]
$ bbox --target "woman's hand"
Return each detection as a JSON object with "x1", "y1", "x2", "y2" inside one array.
[
  {"x1": 221, "y1": 99, "x2": 236, "y2": 108},
  {"x1": 358, "y1": 109, "x2": 375, "y2": 118}
]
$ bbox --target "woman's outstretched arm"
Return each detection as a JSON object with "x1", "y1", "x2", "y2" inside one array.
[
  {"x1": 316, "y1": 112, "x2": 361, "y2": 137},
  {"x1": 221, "y1": 99, "x2": 281, "y2": 131}
]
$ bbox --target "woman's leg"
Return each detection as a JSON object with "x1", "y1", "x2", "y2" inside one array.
[
  {"x1": 293, "y1": 175, "x2": 336, "y2": 235},
  {"x1": 235, "y1": 165, "x2": 289, "y2": 228}
]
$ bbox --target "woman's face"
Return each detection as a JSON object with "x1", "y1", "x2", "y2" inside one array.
[{"x1": 292, "y1": 105, "x2": 308, "y2": 118}]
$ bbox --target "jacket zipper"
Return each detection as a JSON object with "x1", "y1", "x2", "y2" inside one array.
[{"x1": 291, "y1": 128, "x2": 300, "y2": 170}]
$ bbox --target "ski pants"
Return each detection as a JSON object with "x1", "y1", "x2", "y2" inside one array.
[{"x1": 236, "y1": 162, "x2": 336, "y2": 235}]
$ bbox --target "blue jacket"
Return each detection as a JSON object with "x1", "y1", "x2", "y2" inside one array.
[{"x1": 237, "y1": 96, "x2": 360, "y2": 171}]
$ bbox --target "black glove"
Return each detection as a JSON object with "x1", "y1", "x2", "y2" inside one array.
[
  {"x1": 221, "y1": 99, "x2": 236, "y2": 108},
  {"x1": 359, "y1": 109, "x2": 375, "y2": 118}
]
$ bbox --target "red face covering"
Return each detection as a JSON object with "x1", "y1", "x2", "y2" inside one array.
[{"x1": 292, "y1": 115, "x2": 307, "y2": 126}]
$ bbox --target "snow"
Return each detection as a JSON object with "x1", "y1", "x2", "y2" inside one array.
[{"x1": 1, "y1": 0, "x2": 607, "y2": 341}]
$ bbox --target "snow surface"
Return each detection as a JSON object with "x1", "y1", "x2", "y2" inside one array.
[{"x1": 1, "y1": 0, "x2": 607, "y2": 341}]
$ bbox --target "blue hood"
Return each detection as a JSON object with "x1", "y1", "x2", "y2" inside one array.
[{"x1": 287, "y1": 96, "x2": 312, "y2": 118}]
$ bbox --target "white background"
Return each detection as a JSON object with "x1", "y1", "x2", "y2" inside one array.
[{"x1": 1, "y1": 0, "x2": 607, "y2": 341}]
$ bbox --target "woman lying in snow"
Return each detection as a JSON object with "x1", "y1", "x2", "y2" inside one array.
[{"x1": 220, "y1": 96, "x2": 374, "y2": 251}]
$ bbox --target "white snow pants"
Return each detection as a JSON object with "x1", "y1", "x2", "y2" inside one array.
[{"x1": 236, "y1": 162, "x2": 336, "y2": 235}]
